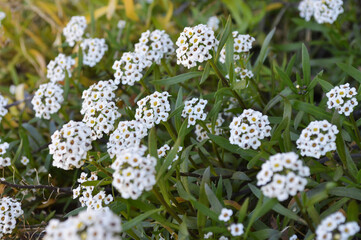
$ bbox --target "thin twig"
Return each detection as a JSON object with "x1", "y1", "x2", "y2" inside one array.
[
  {"x1": 5, "y1": 95, "x2": 33, "y2": 109},
  {"x1": 0, "y1": 180, "x2": 72, "y2": 194}
]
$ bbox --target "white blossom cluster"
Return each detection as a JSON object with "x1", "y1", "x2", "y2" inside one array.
[
  {"x1": 0, "y1": 197, "x2": 23, "y2": 239},
  {"x1": 135, "y1": 29, "x2": 174, "y2": 65},
  {"x1": 63, "y1": 16, "x2": 87, "y2": 47},
  {"x1": 49, "y1": 121, "x2": 93, "y2": 170},
  {"x1": 0, "y1": 94, "x2": 8, "y2": 123},
  {"x1": 157, "y1": 144, "x2": 183, "y2": 169},
  {"x1": 31, "y1": 82, "x2": 64, "y2": 120},
  {"x1": 226, "y1": 67, "x2": 254, "y2": 83},
  {"x1": 81, "y1": 80, "x2": 121, "y2": 140},
  {"x1": 47, "y1": 53, "x2": 75, "y2": 83},
  {"x1": 316, "y1": 212, "x2": 360, "y2": 240},
  {"x1": 72, "y1": 172, "x2": 114, "y2": 211},
  {"x1": 296, "y1": 120, "x2": 338, "y2": 159},
  {"x1": 207, "y1": 16, "x2": 220, "y2": 31},
  {"x1": 44, "y1": 208, "x2": 122, "y2": 240},
  {"x1": 80, "y1": 38, "x2": 108, "y2": 67},
  {"x1": 229, "y1": 109, "x2": 271, "y2": 150},
  {"x1": 326, "y1": 83, "x2": 358, "y2": 116},
  {"x1": 107, "y1": 120, "x2": 148, "y2": 159},
  {"x1": 135, "y1": 91, "x2": 171, "y2": 129},
  {"x1": 298, "y1": 0, "x2": 343, "y2": 24},
  {"x1": 176, "y1": 24, "x2": 219, "y2": 68},
  {"x1": 0, "y1": 139, "x2": 10, "y2": 168},
  {"x1": 195, "y1": 114, "x2": 224, "y2": 141},
  {"x1": 181, "y1": 98, "x2": 208, "y2": 127},
  {"x1": 220, "y1": 32, "x2": 255, "y2": 64},
  {"x1": 111, "y1": 146, "x2": 156, "y2": 199},
  {"x1": 112, "y1": 52, "x2": 151, "y2": 86},
  {"x1": 257, "y1": 152, "x2": 310, "y2": 201}
]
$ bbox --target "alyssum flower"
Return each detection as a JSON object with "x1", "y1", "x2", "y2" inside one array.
[
  {"x1": 298, "y1": 0, "x2": 344, "y2": 24},
  {"x1": 181, "y1": 97, "x2": 208, "y2": 127},
  {"x1": 80, "y1": 38, "x2": 108, "y2": 67},
  {"x1": 46, "y1": 53, "x2": 75, "y2": 83},
  {"x1": 0, "y1": 197, "x2": 24, "y2": 239},
  {"x1": 63, "y1": 15, "x2": 87, "y2": 47},
  {"x1": 220, "y1": 31, "x2": 255, "y2": 64},
  {"x1": 195, "y1": 114, "x2": 224, "y2": 141},
  {"x1": 326, "y1": 83, "x2": 358, "y2": 116},
  {"x1": 0, "y1": 94, "x2": 8, "y2": 124}
]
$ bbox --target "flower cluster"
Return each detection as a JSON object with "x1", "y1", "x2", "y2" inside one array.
[
  {"x1": 257, "y1": 152, "x2": 310, "y2": 201},
  {"x1": 207, "y1": 16, "x2": 220, "y2": 31},
  {"x1": 298, "y1": 0, "x2": 344, "y2": 24},
  {"x1": 181, "y1": 98, "x2": 208, "y2": 127},
  {"x1": 31, "y1": 82, "x2": 64, "y2": 120},
  {"x1": 0, "y1": 140, "x2": 11, "y2": 168},
  {"x1": 47, "y1": 53, "x2": 75, "y2": 83},
  {"x1": 44, "y1": 208, "x2": 122, "y2": 240},
  {"x1": 296, "y1": 120, "x2": 338, "y2": 159},
  {"x1": 157, "y1": 144, "x2": 183, "y2": 169},
  {"x1": 0, "y1": 197, "x2": 23, "y2": 239},
  {"x1": 107, "y1": 120, "x2": 147, "y2": 159},
  {"x1": 80, "y1": 38, "x2": 108, "y2": 67},
  {"x1": 0, "y1": 94, "x2": 8, "y2": 123},
  {"x1": 112, "y1": 52, "x2": 151, "y2": 86},
  {"x1": 0, "y1": 11, "x2": 5, "y2": 26},
  {"x1": 226, "y1": 67, "x2": 254, "y2": 83},
  {"x1": 316, "y1": 212, "x2": 359, "y2": 240},
  {"x1": 220, "y1": 31, "x2": 255, "y2": 64},
  {"x1": 229, "y1": 109, "x2": 271, "y2": 150},
  {"x1": 63, "y1": 16, "x2": 87, "y2": 47},
  {"x1": 176, "y1": 24, "x2": 219, "y2": 68},
  {"x1": 49, "y1": 121, "x2": 92, "y2": 170},
  {"x1": 135, "y1": 91, "x2": 171, "y2": 129},
  {"x1": 326, "y1": 83, "x2": 358, "y2": 116},
  {"x1": 72, "y1": 172, "x2": 113, "y2": 210},
  {"x1": 111, "y1": 146, "x2": 156, "y2": 199},
  {"x1": 81, "y1": 80, "x2": 121, "y2": 140},
  {"x1": 195, "y1": 114, "x2": 224, "y2": 141},
  {"x1": 135, "y1": 29, "x2": 174, "y2": 65}
]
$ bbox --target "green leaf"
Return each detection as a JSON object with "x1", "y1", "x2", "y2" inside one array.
[
  {"x1": 329, "y1": 187, "x2": 361, "y2": 201},
  {"x1": 302, "y1": 44, "x2": 311, "y2": 85},
  {"x1": 198, "y1": 167, "x2": 210, "y2": 231},
  {"x1": 347, "y1": 200, "x2": 359, "y2": 222},
  {"x1": 151, "y1": 72, "x2": 202, "y2": 86},
  {"x1": 276, "y1": 66, "x2": 297, "y2": 92},
  {"x1": 292, "y1": 100, "x2": 331, "y2": 121},
  {"x1": 337, "y1": 63, "x2": 361, "y2": 84},
  {"x1": 215, "y1": 16, "x2": 232, "y2": 60},
  {"x1": 254, "y1": 28, "x2": 275, "y2": 72},
  {"x1": 122, "y1": 207, "x2": 164, "y2": 231},
  {"x1": 148, "y1": 127, "x2": 158, "y2": 158},
  {"x1": 64, "y1": 206, "x2": 86, "y2": 218},
  {"x1": 318, "y1": 79, "x2": 334, "y2": 92},
  {"x1": 200, "y1": 62, "x2": 211, "y2": 85},
  {"x1": 205, "y1": 183, "x2": 223, "y2": 213}
]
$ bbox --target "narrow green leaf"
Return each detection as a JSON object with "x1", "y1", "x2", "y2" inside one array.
[
  {"x1": 302, "y1": 44, "x2": 311, "y2": 85},
  {"x1": 122, "y1": 208, "x2": 164, "y2": 231},
  {"x1": 151, "y1": 72, "x2": 202, "y2": 86},
  {"x1": 337, "y1": 63, "x2": 361, "y2": 84}
]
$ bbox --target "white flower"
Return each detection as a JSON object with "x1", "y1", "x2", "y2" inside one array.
[
  {"x1": 220, "y1": 31, "x2": 255, "y2": 64},
  {"x1": 229, "y1": 109, "x2": 271, "y2": 150},
  {"x1": 0, "y1": 94, "x2": 8, "y2": 124},
  {"x1": 296, "y1": 120, "x2": 338, "y2": 159},
  {"x1": 0, "y1": 139, "x2": 11, "y2": 168},
  {"x1": 219, "y1": 236, "x2": 229, "y2": 240},
  {"x1": 135, "y1": 91, "x2": 171, "y2": 129},
  {"x1": 135, "y1": 29, "x2": 174, "y2": 65},
  {"x1": 0, "y1": 197, "x2": 24, "y2": 239},
  {"x1": 31, "y1": 82, "x2": 64, "y2": 120},
  {"x1": 298, "y1": 0, "x2": 343, "y2": 24},
  {"x1": 63, "y1": 16, "x2": 87, "y2": 47},
  {"x1": 80, "y1": 38, "x2": 108, "y2": 67},
  {"x1": 176, "y1": 24, "x2": 219, "y2": 68},
  {"x1": 223, "y1": 97, "x2": 238, "y2": 117},
  {"x1": 49, "y1": 121, "x2": 93, "y2": 170},
  {"x1": 207, "y1": 16, "x2": 220, "y2": 31},
  {"x1": 157, "y1": 144, "x2": 183, "y2": 169},
  {"x1": 46, "y1": 53, "x2": 75, "y2": 83},
  {"x1": 204, "y1": 232, "x2": 213, "y2": 239},
  {"x1": 289, "y1": 234, "x2": 298, "y2": 240},
  {"x1": 107, "y1": 120, "x2": 147, "y2": 159},
  {"x1": 195, "y1": 114, "x2": 224, "y2": 141},
  {"x1": 229, "y1": 223, "x2": 244, "y2": 236},
  {"x1": 338, "y1": 222, "x2": 360, "y2": 239},
  {"x1": 117, "y1": 20, "x2": 126, "y2": 30},
  {"x1": 182, "y1": 98, "x2": 208, "y2": 127},
  {"x1": 20, "y1": 156, "x2": 29, "y2": 166},
  {"x1": 111, "y1": 146, "x2": 156, "y2": 200},
  {"x1": 226, "y1": 67, "x2": 254, "y2": 83},
  {"x1": 326, "y1": 83, "x2": 358, "y2": 116},
  {"x1": 0, "y1": 11, "x2": 5, "y2": 26},
  {"x1": 43, "y1": 208, "x2": 122, "y2": 240},
  {"x1": 218, "y1": 208, "x2": 233, "y2": 222}
]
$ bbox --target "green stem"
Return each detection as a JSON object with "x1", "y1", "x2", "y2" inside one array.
[
  {"x1": 294, "y1": 195, "x2": 315, "y2": 233},
  {"x1": 139, "y1": 78, "x2": 151, "y2": 95},
  {"x1": 163, "y1": 121, "x2": 177, "y2": 142},
  {"x1": 208, "y1": 60, "x2": 247, "y2": 109},
  {"x1": 90, "y1": 161, "x2": 112, "y2": 178},
  {"x1": 152, "y1": 188, "x2": 182, "y2": 224},
  {"x1": 161, "y1": 59, "x2": 174, "y2": 77},
  {"x1": 350, "y1": 113, "x2": 361, "y2": 149}
]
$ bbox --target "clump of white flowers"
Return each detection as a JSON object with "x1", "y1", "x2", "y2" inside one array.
[
  {"x1": 207, "y1": 16, "x2": 220, "y2": 31},
  {"x1": 195, "y1": 114, "x2": 224, "y2": 141},
  {"x1": 44, "y1": 208, "x2": 122, "y2": 240},
  {"x1": 135, "y1": 29, "x2": 174, "y2": 65},
  {"x1": 112, "y1": 52, "x2": 151, "y2": 86},
  {"x1": 47, "y1": 53, "x2": 75, "y2": 83},
  {"x1": 0, "y1": 197, "x2": 24, "y2": 239},
  {"x1": 298, "y1": 0, "x2": 344, "y2": 24},
  {"x1": 229, "y1": 109, "x2": 271, "y2": 150},
  {"x1": 31, "y1": 82, "x2": 64, "y2": 120},
  {"x1": 0, "y1": 139, "x2": 10, "y2": 168},
  {"x1": 218, "y1": 208, "x2": 233, "y2": 222},
  {"x1": 229, "y1": 223, "x2": 244, "y2": 237},
  {"x1": 72, "y1": 172, "x2": 113, "y2": 211},
  {"x1": 257, "y1": 152, "x2": 310, "y2": 201},
  {"x1": 49, "y1": 121, "x2": 92, "y2": 170},
  {"x1": 63, "y1": 16, "x2": 87, "y2": 47},
  {"x1": 223, "y1": 97, "x2": 238, "y2": 117},
  {"x1": 111, "y1": 145, "x2": 156, "y2": 199},
  {"x1": 81, "y1": 80, "x2": 121, "y2": 140},
  {"x1": 176, "y1": 24, "x2": 219, "y2": 68},
  {"x1": 220, "y1": 31, "x2": 255, "y2": 64},
  {"x1": 204, "y1": 232, "x2": 213, "y2": 239},
  {"x1": 0, "y1": 11, "x2": 5, "y2": 26},
  {"x1": 296, "y1": 120, "x2": 338, "y2": 159},
  {"x1": 157, "y1": 144, "x2": 183, "y2": 169},
  {"x1": 326, "y1": 83, "x2": 358, "y2": 116},
  {"x1": 80, "y1": 38, "x2": 108, "y2": 67},
  {"x1": 0, "y1": 94, "x2": 8, "y2": 123},
  {"x1": 226, "y1": 67, "x2": 254, "y2": 83},
  {"x1": 20, "y1": 156, "x2": 29, "y2": 166},
  {"x1": 107, "y1": 120, "x2": 147, "y2": 159},
  {"x1": 182, "y1": 98, "x2": 208, "y2": 127},
  {"x1": 135, "y1": 91, "x2": 171, "y2": 129},
  {"x1": 316, "y1": 212, "x2": 360, "y2": 240}
]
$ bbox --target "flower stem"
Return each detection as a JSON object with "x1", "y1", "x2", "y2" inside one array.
[
  {"x1": 152, "y1": 188, "x2": 182, "y2": 224},
  {"x1": 294, "y1": 195, "x2": 315, "y2": 233},
  {"x1": 163, "y1": 121, "x2": 177, "y2": 142},
  {"x1": 350, "y1": 113, "x2": 361, "y2": 149}
]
